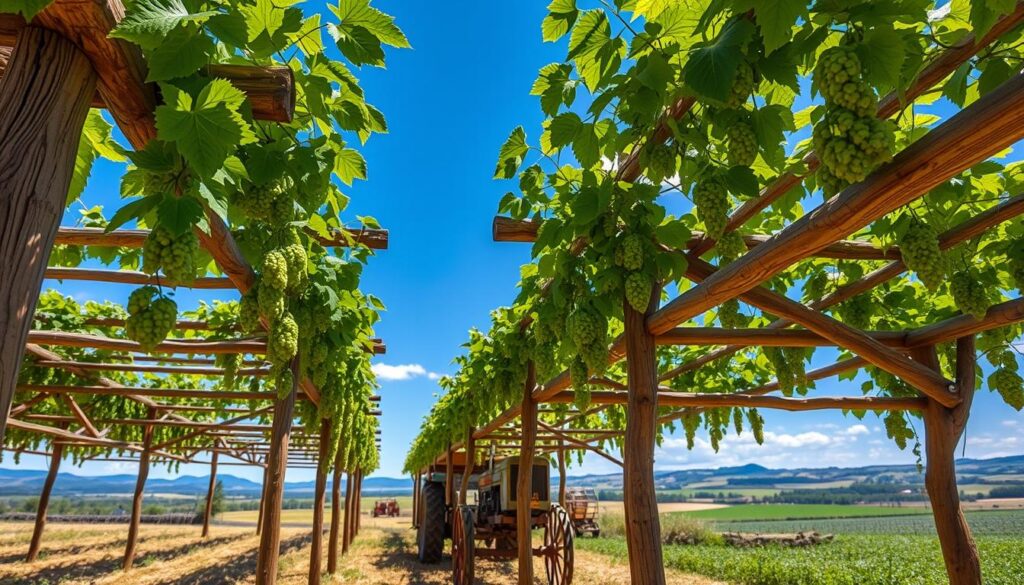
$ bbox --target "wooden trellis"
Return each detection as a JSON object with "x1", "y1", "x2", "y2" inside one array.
[
  {"x1": 411, "y1": 7, "x2": 1024, "y2": 585},
  {"x1": 0, "y1": 2, "x2": 386, "y2": 584}
]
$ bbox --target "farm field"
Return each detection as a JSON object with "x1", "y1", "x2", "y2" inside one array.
[
  {"x1": 671, "y1": 503, "x2": 933, "y2": 522},
  {"x1": 0, "y1": 520, "x2": 722, "y2": 585},
  {"x1": 712, "y1": 508, "x2": 1024, "y2": 536},
  {"x1": 219, "y1": 497, "x2": 414, "y2": 525}
]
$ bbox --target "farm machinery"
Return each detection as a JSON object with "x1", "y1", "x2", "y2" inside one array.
[
  {"x1": 417, "y1": 454, "x2": 574, "y2": 585},
  {"x1": 372, "y1": 498, "x2": 400, "y2": 518},
  {"x1": 564, "y1": 487, "x2": 600, "y2": 537}
]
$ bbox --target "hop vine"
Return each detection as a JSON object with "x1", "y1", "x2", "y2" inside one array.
[
  {"x1": 142, "y1": 225, "x2": 197, "y2": 284},
  {"x1": 899, "y1": 217, "x2": 946, "y2": 291},
  {"x1": 125, "y1": 286, "x2": 177, "y2": 352}
]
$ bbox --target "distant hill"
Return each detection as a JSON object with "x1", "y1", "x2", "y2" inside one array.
[{"x1": 2, "y1": 454, "x2": 1021, "y2": 497}]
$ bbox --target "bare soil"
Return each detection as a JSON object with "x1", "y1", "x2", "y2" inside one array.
[{"x1": 0, "y1": 517, "x2": 726, "y2": 585}]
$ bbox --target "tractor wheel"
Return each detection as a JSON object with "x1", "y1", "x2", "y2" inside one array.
[
  {"x1": 418, "y1": 481, "x2": 446, "y2": 563},
  {"x1": 543, "y1": 504, "x2": 574, "y2": 585},
  {"x1": 451, "y1": 505, "x2": 475, "y2": 585}
]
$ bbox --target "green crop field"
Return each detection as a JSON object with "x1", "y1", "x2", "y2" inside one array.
[
  {"x1": 579, "y1": 535, "x2": 1024, "y2": 585},
  {"x1": 673, "y1": 504, "x2": 932, "y2": 522},
  {"x1": 708, "y1": 509, "x2": 1024, "y2": 536}
]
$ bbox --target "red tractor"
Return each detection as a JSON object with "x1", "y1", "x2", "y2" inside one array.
[{"x1": 372, "y1": 498, "x2": 400, "y2": 518}]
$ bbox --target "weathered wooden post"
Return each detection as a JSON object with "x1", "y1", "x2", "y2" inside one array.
[
  {"x1": 308, "y1": 418, "x2": 331, "y2": 585},
  {"x1": 124, "y1": 407, "x2": 156, "y2": 570},
  {"x1": 201, "y1": 451, "x2": 219, "y2": 538},
  {"x1": 327, "y1": 442, "x2": 344, "y2": 573},
  {"x1": 256, "y1": 461, "x2": 269, "y2": 536},
  {"x1": 913, "y1": 338, "x2": 981, "y2": 585},
  {"x1": 445, "y1": 444, "x2": 454, "y2": 507},
  {"x1": 459, "y1": 428, "x2": 475, "y2": 505},
  {"x1": 26, "y1": 441, "x2": 64, "y2": 562},
  {"x1": 516, "y1": 360, "x2": 537, "y2": 585},
  {"x1": 412, "y1": 471, "x2": 420, "y2": 529},
  {"x1": 0, "y1": 26, "x2": 97, "y2": 444},
  {"x1": 623, "y1": 287, "x2": 666, "y2": 585},
  {"x1": 355, "y1": 469, "x2": 363, "y2": 534},
  {"x1": 341, "y1": 470, "x2": 353, "y2": 554},
  {"x1": 255, "y1": 362, "x2": 299, "y2": 585},
  {"x1": 556, "y1": 440, "x2": 567, "y2": 508}
]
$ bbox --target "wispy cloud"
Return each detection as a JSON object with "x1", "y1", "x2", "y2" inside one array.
[{"x1": 372, "y1": 363, "x2": 442, "y2": 382}]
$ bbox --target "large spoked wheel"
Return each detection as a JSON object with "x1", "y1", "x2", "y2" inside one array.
[
  {"x1": 451, "y1": 505, "x2": 475, "y2": 585},
  {"x1": 543, "y1": 504, "x2": 574, "y2": 585}
]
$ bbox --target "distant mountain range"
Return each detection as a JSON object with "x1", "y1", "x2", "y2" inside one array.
[{"x1": 2, "y1": 455, "x2": 1021, "y2": 497}]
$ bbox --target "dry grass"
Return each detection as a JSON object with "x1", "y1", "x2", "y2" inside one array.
[{"x1": 0, "y1": 518, "x2": 726, "y2": 585}]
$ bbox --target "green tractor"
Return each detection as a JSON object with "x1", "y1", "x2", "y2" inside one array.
[{"x1": 417, "y1": 455, "x2": 574, "y2": 585}]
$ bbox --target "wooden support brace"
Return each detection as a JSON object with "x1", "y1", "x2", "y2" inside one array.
[
  {"x1": 517, "y1": 361, "x2": 537, "y2": 585},
  {"x1": 26, "y1": 440, "x2": 63, "y2": 562},
  {"x1": 328, "y1": 442, "x2": 344, "y2": 573},
  {"x1": 309, "y1": 418, "x2": 331, "y2": 585},
  {"x1": 123, "y1": 407, "x2": 156, "y2": 570},
  {"x1": 0, "y1": 26, "x2": 97, "y2": 444},
  {"x1": 202, "y1": 450, "x2": 219, "y2": 538}
]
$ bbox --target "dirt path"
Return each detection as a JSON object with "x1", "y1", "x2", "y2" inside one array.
[{"x1": 0, "y1": 520, "x2": 726, "y2": 585}]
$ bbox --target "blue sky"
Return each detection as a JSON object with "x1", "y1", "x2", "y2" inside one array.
[{"x1": 5, "y1": 1, "x2": 1024, "y2": 484}]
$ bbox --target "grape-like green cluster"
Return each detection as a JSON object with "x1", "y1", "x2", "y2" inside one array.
[
  {"x1": 989, "y1": 349, "x2": 1024, "y2": 410},
  {"x1": 257, "y1": 278, "x2": 286, "y2": 321},
  {"x1": 748, "y1": 408, "x2": 765, "y2": 444},
  {"x1": 726, "y1": 61, "x2": 755, "y2": 108},
  {"x1": 883, "y1": 412, "x2": 915, "y2": 450},
  {"x1": 239, "y1": 291, "x2": 260, "y2": 333},
  {"x1": 568, "y1": 305, "x2": 603, "y2": 347},
  {"x1": 693, "y1": 173, "x2": 730, "y2": 240},
  {"x1": 216, "y1": 353, "x2": 242, "y2": 390},
  {"x1": 899, "y1": 218, "x2": 946, "y2": 291},
  {"x1": 570, "y1": 356, "x2": 591, "y2": 405},
  {"x1": 262, "y1": 251, "x2": 289, "y2": 290},
  {"x1": 275, "y1": 367, "x2": 294, "y2": 399},
  {"x1": 814, "y1": 47, "x2": 877, "y2": 117},
  {"x1": 233, "y1": 182, "x2": 295, "y2": 226},
  {"x1": 812, "y1": 45, "x2": 893, "y2": 196},
  {"x1": 625, "y1": 272, "x2": 652, "y2": 313},
  {"x1": 716, "y1": 231, "x2": 746, "y2": 264},
  {"x1": 726, "y1": 121, "x2": 758, "y2": 167},
  {"x1": 950, "y1": 270, "x2": 989, "y2": 320},
  {"x1": 142, "y1": 225, "x2": 197, "y2": 284},
  {"x1": 644, "y1": 143, "x2": 676, "y2": 183},
  {"x1": 125, "y1": 286, "x2": 177, "y2": 352},
  {"x1": 268, "y1": 312, "x2": 299, "y2": 368},
  {"x1": 1009, "y1": 252, "x2": 1024, "y2": 291},
  {"x1": 764, "y1": 347, "x2": 806, "y2": 397},
  {"x1": 812, "y1": 108, "x2": 894, "y2": 185},
  {"x1": 718, "y1": 298, "x2": 746, "y2": 329},
  {"x1": 619, "y1": 234, "x2": 645, "y2": 271},
  {"x1": 837, "y1": 294, "x2": 873, "y2": 330},
  {"x1": 280, "y1": 243, "x2": 309, "y2": 294}
]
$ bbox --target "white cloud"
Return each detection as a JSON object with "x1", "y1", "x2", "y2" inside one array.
[
  {"x1": 1002, "y1": 420, "x2": 1019, "y2": 427},
  {"x1": 371, "y1": 363, "x2": 441, "y2": 382},
  {"x1": 842, "y1": 424, "x2": 870, "y2": 436}
]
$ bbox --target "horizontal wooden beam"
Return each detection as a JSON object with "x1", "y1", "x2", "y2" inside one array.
[
  {"x1": 45, "y1": 267, "x2": 234, "y2": 289},
  {"x1": 648, "y1": 71, "x2": 1024, "y2": 336},
  {"x1": 27, "y1": 330, "x2": 267, "y2": 355},
  {"x1": 546, "y1": 390, "x2": 927, "y2": 412},
  {"x1": 33, "y1": 359, "x2": 270, "y2": 377},
  {"x1": 657, "y1": 327, "x2": 905, "y2": 348},
  {"x1": 493, "y1": 216, "x2": 900, "y2": 261},
  {"x1": 5, "y1": 419, "x2": 188, "y2": 462},
  {"x1": 54, "y1": 225, "x2": 389, "y2": 250},
  {"x1": 16, "y1": 383, "x2": 292, "y2": 402}
]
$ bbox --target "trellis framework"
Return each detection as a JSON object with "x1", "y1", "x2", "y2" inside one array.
[
  {"x1": 0, "y1": 1, "x2": 399, "y2": 584},
  {"x1": 408, "y1": 5, "x2": 1024, "y2": 585}
]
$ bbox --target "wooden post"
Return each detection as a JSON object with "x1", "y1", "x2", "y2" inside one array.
[
  {"x1": 202, "y1": 451, "x2": 219, "y2": 538},
  {"x1": 341, "y1": 470, "x2": 353, "y2": 554},
  {"x1": 308, "y1": 418, "x2": 330, "y2": 585},
  {"x1": 412, "y1": 472, "x2": 420, "y2": 528},
  {"x1": 557, "y1": 440, "x2": 567, "y2": 508},
  {"x1": 356, "y1": 470, "x2": 363, "y2": 534},
  {"x1": 517, "y1": 361, "x2": 537, "y2": 585},
  {"x1": 459, "y1": 428, "x2": 475, "y2": 505},
  {"x1": 256, "y1": 462, "x2": 269, "y2": 536},
  {"x1": 255, "y1": 362, "x2": 299, "y2": 585},
  {"x1": 0, "y1": 26, "x2": 97, "y2": 444},
  {"x1": 913, "y1": 339, "x2": 981, "y2": 585},
  {"x1": 327, "y1": 443, "x2": 343, "y2": 573},
  {"x1": 26, "y1": 442, "x2": 63, "y2": 562},
  {"x1": 124, "y1": 407, "x2": 156, "y2": 571},
  {"x1": 623, "y1": 288, "x2": 666, "y2": 585}
]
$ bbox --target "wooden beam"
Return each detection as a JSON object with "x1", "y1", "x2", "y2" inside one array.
[
  {"x1": 328, "y1": 437, "x2": 344, "y2": 573},
  {"x1": 255, "y1": 360, "x2": 299, "y2": 585},
  {"x1": 123, "y1": 407, "x2": 155, "y2": 570},
  {"x1": 19, "y1": 383, "x2": 281, "y2": 402},
  {"x1": 25, "y1": 440, "x2": 63, "y2": 562},
  {"x1": 27, "y1": 330, "x2": 267, "y2": 355},
  {"x1": 622, "y1": 285, "x2": 666, "y2": 585},
  {"x1": 537, "y1": 421, "x2": 623, "y2": 467},
  {"x1": 61, "y1": 394, "x2": 101, "y2": 437},
  {"x1": 516, "y1": 360, "x2": 537, "y2": 585},
  {"x1": 53, "y1": 225, "x2": 389, "y2": 250},
  {"x1": 35, "y1": 359, "x2": 270, "y2": 377},
  {"x1": 648, "y1": 71, "x2": 1024, "y2": 336},
  {"x1": 916, "y1": 340, "x2": 981, "y2": 584},
  {"x1": 0, "y1": 26, "x2": 96, "y2": 446},
  {"x1": 45, "y1": 267, "x2": 234, "y2": 289},
  {"x1": 202, "y1": 450, "x2": 219, "y2": 538},
  {"x1": 657, "y1": 326, "x2": 904, "y2": 348},
  {"x1": 309, "y1": 418, "x2": 330, "y2": 585}
]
